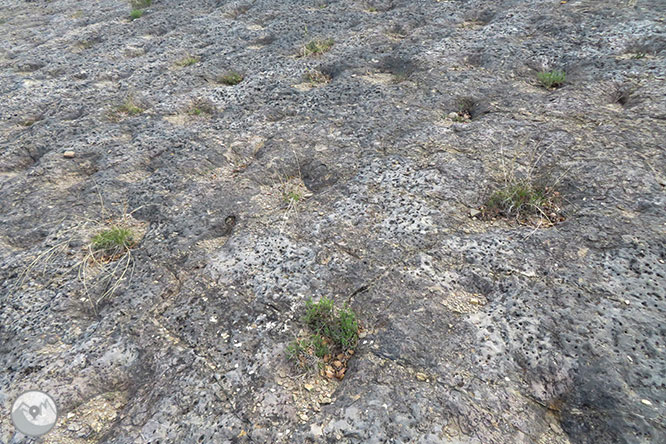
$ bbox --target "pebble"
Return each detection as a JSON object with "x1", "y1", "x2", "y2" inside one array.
[
  {"x1": 63, "y1": 150, "x2": 76, "y2": 158},
  {"x1": 469, "y1": 208, "x2": 482, "y2": 218},
  {"x1": 641, "y1": 399, "x2": 652, "y2": 406}
]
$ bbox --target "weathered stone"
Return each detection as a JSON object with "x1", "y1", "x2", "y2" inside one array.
[{"x1": 0, "y1": 1, "x2": 664, "y2": 443}]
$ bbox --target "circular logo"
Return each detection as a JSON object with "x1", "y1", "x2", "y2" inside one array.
[{"x1": 11, "y1": 391, "x2": 58, "y2": 437}]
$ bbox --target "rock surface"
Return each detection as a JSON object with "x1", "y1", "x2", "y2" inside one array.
[{"x1": 1, "y1": 0, "x2": 665, "y2": 443}]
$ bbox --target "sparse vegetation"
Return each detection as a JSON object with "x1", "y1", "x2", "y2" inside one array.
[
  {"x1": 130, "y1": 0, "x2": 152, "y2": 8},
  {"x1": 481, "y1": 181, "x2": 564, "y2": 226},
  {"x1": 115, "y1": 97, "x2": 144, "y2": 116},
  {"x1": 130, "y1": 9, "x2": 143, "y2": 20},
  {"x1": 537, "y1": 69, "x2": 566, "y2": 89},
  {"x1": 188, "y1": 99, "x2": 216, "y2": 116},
  {"x1": 283, "y1": 190, "x2": 302, "y2": 203},
  {"x1": 287, "y1": 297, "x2": 359, "y2": 379},
  {"x1": 305, "y1": 69, "x2": 331, "y2": 85},
  {"x1": 175, "y1": 55, "x2": 200, "y2": 67},
  {"x1": 217, "y1": 71, "x2": 244, "y2": 86},
  {"x1": 301, "y1": 38, "x2": 334, "y2": 57},
  {"x1": 92, "y1": 227, "x2": 135, "y2": 254}
]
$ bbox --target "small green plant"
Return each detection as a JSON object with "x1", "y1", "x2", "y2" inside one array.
[
  {"x1": 482, "y1": 181, "x2": 563, "y2": 225},
  {"x1": 310, "y1": 334, "x2": 330, "y2": 358},
  {"x1": 283, "y1": 190, "x2": 302, "y2": 203},
  {"x1": 537, "y1": 69, "x2": 566, "y2": 89},
  {"x1": 187, "y1": 99, "x2": 216, "y2": 116},
  {"x1": 217, "y1": 71, "x2": 244, "y2": 85},
  {"x1": 287, "y1": 297, "x2": 359, "y2": 377},
  {"x1": 301, "y1": 38, "x2": 334, "y2": 57},
  {"x1": 130, "y1": 9, "x2": 143, "y2": 20},
  {"x1": 631, "y1": 52, "x2": 646, "y2": 59},
  {"x1": 304, "y1": 297, "x2": 358, "y2": 351},
  {"x1": 175, "y1": 55, "x2": 200, "y2": 67},
  {"x1": 116, "y1": 97, "x2": 144, "y2": 116},
  {"x1": 92, "y1": 227, "x2": 135, "y2": 254},
  {"x1": 286, "y1": 338, "x2": 311, "y2": 363}
]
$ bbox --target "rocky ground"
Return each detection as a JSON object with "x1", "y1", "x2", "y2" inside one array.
[{"x1": 1, "y1": 0, "x2": 665, "y2": 443}]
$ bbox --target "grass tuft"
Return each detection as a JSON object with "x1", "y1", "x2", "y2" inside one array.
[
  {"x1": 130, "y1": 9, "x2": 143, "y2": 20},
  {"x1": 175, "y1": 55, "x2": 200, "y2": 67},
  {"x1": 217, "y1": 71, "x2": 244, "y2": 86},
  {"x1": 116, "y1": 97, "x2": 144, "y2": 116},
  {"x1": 537, "y1": 69, "x2": 566, "y2": 89},
  {"x1": 92, "y1": 227, "x2": 135, "y2": 254},
  {"x1": 301, "y1": 38, "x2": 334, "y2": 57},
  {"x1": 482, "y1": 181, "x2": 564, "y2": 226}
]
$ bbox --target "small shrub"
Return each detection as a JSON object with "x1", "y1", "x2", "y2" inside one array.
[
  {"x1": 304, "y1": 297, "x2": 358, "y2": 351},
  {"x1": 301, "y1": 38, "x2": 334, "y2": 57},
  {"x1": 129, "y1": 9, "x2": 143, "y2": 20},
  {"x1": 217, "y1": 71, "x2": 244, "y2": 86},
  {"x1": 537, "y1": 69, "x2": 566, "y2": 89},
  {"x1": 175, "y1": 55, "x2": 200, "y2": 67},
  {"x1": 287, "y1": 297, "x2": 359, "y2": 377},
  {"x1": 92, "y1": 227, "x2": 135, "y2": 254}
]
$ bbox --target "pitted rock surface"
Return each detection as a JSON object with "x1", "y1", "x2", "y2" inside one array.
[{"x1": 1, "y1": 0, "x2": 664, "y2": 443}]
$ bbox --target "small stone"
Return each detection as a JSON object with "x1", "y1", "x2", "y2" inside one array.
[
  {"x1": 299, "y1": 413, "x2": 308, "y2": 421},
  {"x1": 303, "y1": 383, "x2": 314, "y2": 391},
  {"x1": 416, "y1": 372, "x2": 428, "y2": 381},
  {"x1": 641, "y1": 399, "x2": 653, "y2": 406},
  {"x1": 469, "y1": 208, "x2": 481, "y2": 218},
  {"x1": 63, "y1": 150, "x2": 76, "y2": 158},
  {"x1": 332, "y1": 360, "x2": 343, "y2": 369},
  {"x1": 335, "y1": 368, "x2": 346, "y2": 379},
  {"x1": 447, "y1": 111, "x2": 459, "y2": 119},
  {"x1": 319, "y1": 396, "x2": 332, "y2": 404}
]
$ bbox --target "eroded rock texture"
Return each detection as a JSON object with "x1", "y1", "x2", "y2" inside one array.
[{"x1": 1, "y1": 0, "x2": 664, "y2": 443}]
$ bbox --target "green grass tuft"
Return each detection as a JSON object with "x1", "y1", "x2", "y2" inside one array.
[
  {"x1": 217, "y1": 71, "x2": 244, "y2": 86},
  {"x1": 537, "y1": 69, "x2": 566, "y2": 89},
  {"x1": 116, "y1": 97, "x2": 144, "y2": 116},
  {"x1": 130, "y1": 9, "x2": 143, "y2": 20},
  {"x1": 482, "y1": 181, "x2": 564, "y2": 225},
  {"x1": 91, "y1": 227, "x2": 134, "y2": 253},
  {"x1": 302, "y1": 38, "x2": 334, "y2": 57},
  {"x1": 175, "y1": 55, "x2": 200, "y2": 67}
]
